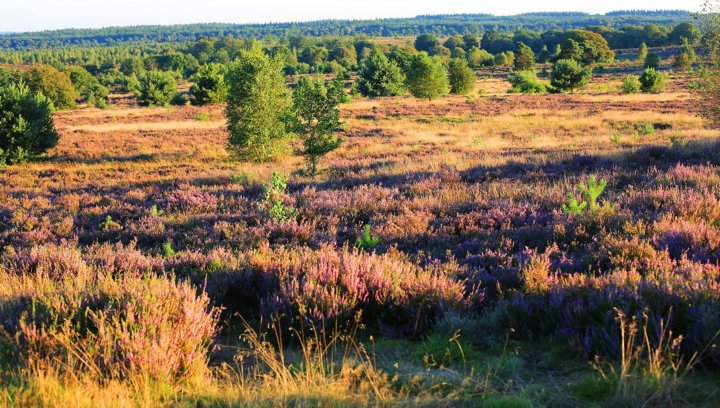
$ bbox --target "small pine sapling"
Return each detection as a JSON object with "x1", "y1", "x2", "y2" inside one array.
[
  {"x1": 580, "y1": 175, "x2": 608, "y2": 212},
  {"x1": 356, "y1": 224, "x2": 380, "y2": 251},
  {"x1": 562, "y1": 193, "x2": 588, "y2": 216}
]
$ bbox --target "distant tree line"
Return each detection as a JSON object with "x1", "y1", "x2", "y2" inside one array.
[{"x1": 0, "y1": 10, "x2": 694, "y2": 50}]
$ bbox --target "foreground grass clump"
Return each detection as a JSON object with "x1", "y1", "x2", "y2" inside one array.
[{"x1": 0, "y1": 245, "x2": 219, "y2": 385}]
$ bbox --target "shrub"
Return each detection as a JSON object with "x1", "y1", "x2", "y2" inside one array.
[
  {"x1": 620, "y1": 75, "x2": 641, "y2": 94},
  {"x1": 288, "y1": 77, "x2": 344, "y2": 176},
  {"x1": 0, "y1": 81, "x2": 59, "y2": 165},
  {"x1": 507, "y1": 71, "x2": 549, "y2": 94},
  {"x1": 672, "y1": 39, "x2": 696, "y2": 72},
  {"x1": 644, "y1": 53, "x2": 661, "y2": 69},
  {"x1": 138, "y1": 70, "x2": 178, "y2": 107},
  {"x1": 356, "y1": 50, "x2": 405, "y2": 97},
  {"x1": 190, "y1": 63, "x2": 228, "y2": 105},
  {"x1": 639, "y1": 68, "x2": 667, "y2": 93},
  {"x1": 550, "y1": 59, "x2": 592, "y2": 92},
  {"x1": 25, "y1": 65, "x2": 77, "y2": 110},
  {"x1": 225, "y1": 49, "x2": 291, "y2": 162},
  {"x1": 405, "y1": 52, "x2": 449, "y2": 100},
  {"x1": 448, "y1": 58, "x2": 476, "y2": 95}
]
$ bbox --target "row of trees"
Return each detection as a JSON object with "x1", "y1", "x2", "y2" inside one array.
[
  {"x1": 356, "y1": 50, "x2": 475, "y2": 99},
  {"x1": 0, "y1": 11, "x2": 693, "y2": 50}
]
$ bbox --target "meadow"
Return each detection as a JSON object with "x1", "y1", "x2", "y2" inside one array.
[{"x1": 2, "y1": 67, "x2": 720, "y2": 407}]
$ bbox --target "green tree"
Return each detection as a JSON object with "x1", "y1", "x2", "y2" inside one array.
[
  {"x1": 225, "y1": 49, "x2": 291, "y2": 162},
  {"x1": 405, "y1": 52, "x2": 449, "y2": 100},
  {"x1": 701, "y1": 0, "x2": 720, "y2": 127},
  {"x1": 356, "y1": 50, "x2": 405, "y2": 97},
  {"x1": 120, "y1": 56, "x2": 146, "y2": 76},
  {"x1": 138, "y1": 70, "x2": 178, "y2": 107},
  {"x1": 190, "y1": 63, "x2": 228, "y2": 105},
  {"x1": 0, "y1": 81, "x2": 59, "y2": 165},
  {"x1": 415, "y1": 34, "x2": 440, "y2": 55},
  {"x1": 288, "y1": 77, "x2": 344, "y2": 176},
  {"x1": 550, "y1": 59, "x2": 591, "y2": 92},
  {"x1": 636, "y1": 42, "x2": 649, "y2": 62},
  {"x1": 463, "y1": 34, "x2": 480, "y2": 50},
  {"x1": 672, "y1": 38, "x2": 696, "y2": 71},
  {"x1": 669, "y1": 22, "x2": 701, "y2": 45},
  {"x1": 25, "y1": 65, "x2": 77, "y2": 110},
  {"x1": 443, "y1": 35, "x2": 465, "y2": 50},
  {"x1": 447, "y1": 58, "x2": 475, "y2": 95},
  {"x1": 639, "y1": 68, "x2": 668, "y2": 93},
  {"x1": 563, "y1": 30, "x2": 615, "y2": 64},
  {"x1": 67, "y1": 66, "x2": 109, "y2": 108},
  {"x1": 644, "y1": 53, "x2": 661, "y2": 69},
  {"x1": 556, "y1": 39, "x2": 583, "y2": 62},
  {"x1": 514, "y1": 42, "x2": 536, "y2": 71},
  {"x1": 466, "y1": 47, "x2": 493, "y2": 68}
]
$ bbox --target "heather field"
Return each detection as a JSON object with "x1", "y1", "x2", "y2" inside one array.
[{"x1": 2, "y1": 71, "x2": 720, "y2": 406}]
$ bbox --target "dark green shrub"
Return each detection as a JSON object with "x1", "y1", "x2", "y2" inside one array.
[
  {"x1": 190, "y1": 63, "x2": 228, "y2": 105},
  {"x1": 550, "y1": 59, "x2": 591, "y2": 92},
  {"x1": 0, "y1": 81, "x2": 59, "y2": 165},
  {"x1": 356, "y1": 50, "x2": 405, "y2": 97},
  {"x1": 639, "y1": 68, "x2": 667, "y2": 93},
  {"x1": 620, "y1": 75, "x2": 641, "y2": 94},
  {"x1": 508, "y1": 71, "x2": 549, "y2": 94},
  {"x1": 138, "y1": 70, "x2": 178, "y2": 107}
]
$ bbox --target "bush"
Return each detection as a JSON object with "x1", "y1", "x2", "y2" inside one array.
[
  {"x1": 138, "y1": 70, "x2": 178, "y2": 107},
  {"x1": 672, "y1": 39, "x2": 696, "y2": 72},
  {"x1": 620, "y1": 75, "x2": 641, "y2": 94},
  {"x1": 639, "y1": 68, "x2": 667, "y2": 93},
  {"x1": 0, "y1": 81, "x2": 59, "y2": 165},
  {"x1": 644, "y1": 53, "x2": 661, "y2": 69},
  {"x1": 190, "y1": 63, "x2": 228, "y2": 105},
  {"x1": 507, "y1": 71, "x2": 549, "y2": 94},
  {"x1": 448, "y1": 58, "x2": 476, "y2": 95},
  {"x1": 356, "y1": 50, "x2": 405, "y2": 97},
  {"x1": 25, "y1": 65, "x2": 78, "y2": 110},
  {"x1": 225, "y1": 49, "x2": 291, "y2": 162},
  {"x1": 550, "y1": 59, "x2": 591, "y2": 92},
  {"x1": 405, "y1": 52, "x2": 449, "y2": 100}
]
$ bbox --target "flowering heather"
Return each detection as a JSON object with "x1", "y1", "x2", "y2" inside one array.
[{"x1": 0, "y1": 71, "x2": 719, "y2": 404}]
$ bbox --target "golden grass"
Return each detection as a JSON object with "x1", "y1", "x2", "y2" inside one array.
[{"x1": 64, "y1": 120, "x2": 226, "y2": 133}]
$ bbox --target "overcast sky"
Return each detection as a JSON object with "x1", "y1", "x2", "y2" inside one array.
[{"x1": 0, "y1": 0, "x2": 704, "y2": 32}]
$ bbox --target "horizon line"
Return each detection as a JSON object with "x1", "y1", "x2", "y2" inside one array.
[{"x1": 1, "y1": 8, "x2": 695, "y2": 36}]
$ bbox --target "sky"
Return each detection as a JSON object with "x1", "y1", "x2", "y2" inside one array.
[{"x1": 0, "y1": 0, "x2": 705, "y2": 32}]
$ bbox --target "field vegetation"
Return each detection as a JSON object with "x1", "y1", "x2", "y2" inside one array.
[{"x1": 0, "y1": 8, "x2": 719, "y2": 407}]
